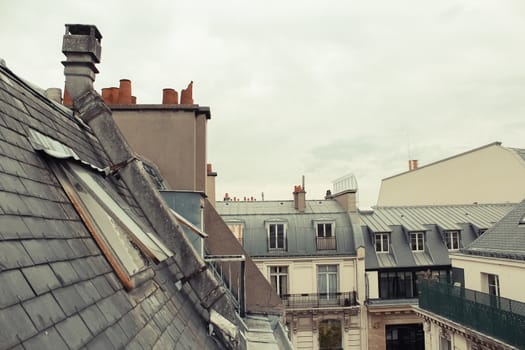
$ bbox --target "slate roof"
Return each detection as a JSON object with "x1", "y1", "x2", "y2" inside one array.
[
  {"x1": 0, "y1": 62, "x2": 223, "y2": 348},
  {"x1": 217, "y1": 200, "x2": 357, "y2": 257},
  {"x1": 360, "y1": 203, "x2": 516, "y2": 270},
  {"x1": 462, "y1": 199, "x2": 525, "y2": 260}
]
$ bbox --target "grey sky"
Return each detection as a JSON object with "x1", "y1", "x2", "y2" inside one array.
[{"x1": 2, "y1": 0, "x2": 524, "y2": 207}]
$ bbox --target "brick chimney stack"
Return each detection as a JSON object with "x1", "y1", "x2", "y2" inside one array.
[{"x1": 293, "y1": 185, "x2": 306, "y2": 213}]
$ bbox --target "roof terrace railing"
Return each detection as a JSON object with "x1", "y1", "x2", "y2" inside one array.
[
  {"x1": 316, "y1": 236, "x2": 337, "y2": 250},
  {"x1": 281, "y1": 291, "x2": 357, "y2": 309},
  {"x1": 418, "y1": 280, "x2": 525, "y2": 349}
]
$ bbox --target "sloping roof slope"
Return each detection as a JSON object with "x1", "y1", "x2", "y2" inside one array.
[
  {"x1": 360, "y1": 203, "x2": 515, "y2": 269},
  {"x1": 462, "y1": 199, "x2": 525, "y2": 260},
  {"x1": 0, "y1": 64, "x2": 222, "y2": 348},
  {"x1": 217, "y1": 200, "x2": 356, "y2": 257}
]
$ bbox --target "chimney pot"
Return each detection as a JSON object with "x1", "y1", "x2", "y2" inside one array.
[
  {"x1": 162, "y1": 88, "x2": 179, "y2": 104},
  {"x1": 109, "y1": 87, "x2": 119, "y2": 104},
  {"x1": 180, "y1": 81, "x2": 194, "y2": 104},
  {"x1": 409, "y1": 159, "x2": 419, "y2": 171},
  {"x1": 131, "y1": 96, "x2": 137, "y2": 104},
  {"x1": 101, "y1": 88, "x2": 112, "y2": 104},
  {"x1": 63, "y1": 87, "x2": 73, "y2": 107},
  {"x1": 118, "y1": 79, "x2": 132, "y2": 104}
]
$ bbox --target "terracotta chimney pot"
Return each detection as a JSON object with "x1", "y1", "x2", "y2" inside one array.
[
  {"x1": 131, "y1": 96, "x2": 137, "y2": 104},
  {"x1": 162, "y1": 88, "x2": 179, "y2": 104},
  {"x1": 63, "y1": 87, "x2": 73, "y2": 107},
  {"x1": 118, "y1": 79, "x2": 132, "y2": 104},
  {"x1": 101, "y1": 88, "x2": 112, "y2": 104},
  {"x1": 110, "y1": 87, "x2": 119, "y2": 105},
  {"x1": 180, "y1": 81, "x2": 194, "y2": 104}
]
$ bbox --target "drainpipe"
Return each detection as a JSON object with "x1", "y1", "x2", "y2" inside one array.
[{"x1": 61, "y1": 24, "x2": 237, "y2": 328}]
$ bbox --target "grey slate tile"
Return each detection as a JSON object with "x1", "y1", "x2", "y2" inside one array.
[
  {"x1": 22, "y1": 264, "x2": 61, "y2": 295},
  {"x1": 96, "y1": 294, "x2": 124, "y2": 324},
  {"x1": 23, "y1": 292, "x2": 66, "y2": 331},
  {"x1": 55, "y1": 314, "x2": 92, "y2": 350},
  {"x1": 135, "y1": 322, "x2": 161, "y2": 349},
  {"x1": 90, "y1": 275, "x2": 114, "y2": 299},
  {"x1": 53, "y1": 284, "x2": 89, "y2": 316},
  {"x1": 0, "y1": 172, "x2": 24, "y2": 193},
  {"x1": 80, "y1": 304, "x2": 109, "y2": 336},
  {"x1": 117, "y1": 309, "x2": 144, "y2": 340},
  {"x1": 0, "y1": 191, "x2": 30, "y2": 215},
  {"x1": 0, "y1": 269, "x2": 35, "y2": 308},
  {"x1": 21, "y1": 239, "x2": 55, "y2": 264},
  {"x1": 0, "y1": 215, "x2": 29, "y2": 239},
  {"x1": 85, "y1": 331, "x2": 117, "y2": 350},
  {"x1": 51, "y1": 260, "x2": 80, "y2": 286},
  {"x1": 125, "y1": 339, "x2": 145, "y2": 350},
  {"x1": 67, "y1": 239, "x2": 90, "y2": 259},
  {"x1": 152, "y1": 330, "x2": 174, "y2": 350},
  {"x1": 22, "y1": 327, "x2": 69, "y2": 350},
  {"x1": 0, "y1": 304, "x2": 38, "y2": 348},
  {"x1": 0, "y1": 240, "x2": 33, "y2": 270},
  {"x1": 104, "y1": 323, "x2": 130, "y2": 349},
  {"x1": 74, "y1": 280, "x2": 102, "y2": 305}
]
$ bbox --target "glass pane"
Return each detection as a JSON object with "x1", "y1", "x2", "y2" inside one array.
[
  {"x1": 325, "y1": 224, "x2": 332, "y2": 237},
  {"x1": 67, "y1": 162, "x2": 172, "y2": 261}
]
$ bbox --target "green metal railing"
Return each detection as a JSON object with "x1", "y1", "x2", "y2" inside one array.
[{"x1": 418, "y1": 280, "x2": 525, "y2": 349}]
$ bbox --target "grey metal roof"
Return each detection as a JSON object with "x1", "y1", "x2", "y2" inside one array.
[
  {"x1": 360, "y1": 203, "x2": 515, "y2": 270},
  {"x1": 462, "y1": 199, "x2": 525, "y2": 260},
  {"x1": 217, "y1": 200, "x2": 357, "y2": 257},
  {"x1": 0, "y1": 65, "x2": 223, "y2": 349}
]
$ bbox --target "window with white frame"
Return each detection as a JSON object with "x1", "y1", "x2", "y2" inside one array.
[
  {"x1": 410, "y1": 232, "x2": 424, "y2": 251},
  {"x1": 317, "y1": 265, "x2": 338, "y2": 299},
  {"x1": 375, "y1": 232, "x2": 389, "y2": 252},
  {"x1": 269, "y1": 266, "x2": 288, "y2": 297},
  {"x1": 487, "y1": 273, "x2": 500, "y2": 297},
  {"x1": 316, "y1": 222, "x2": 334, "y2": 237},
  {"x1": 444, "y1": 230, "x2": 460, "y2": 250},
  {"x1": 267, "y1": 222, "x2": 286, "y2": 250}
]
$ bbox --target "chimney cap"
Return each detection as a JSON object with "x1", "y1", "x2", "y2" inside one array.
[
  {"x1": 65, "y1": 24, "x2": 102, "y2": 40},
  {"x1": 62, "y1": 24, "x2": 102, "y2": 65}
]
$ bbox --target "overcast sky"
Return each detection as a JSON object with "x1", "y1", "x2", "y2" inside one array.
[{"x1": 2, "y1": 0, "x2": 524, "y2": 207}]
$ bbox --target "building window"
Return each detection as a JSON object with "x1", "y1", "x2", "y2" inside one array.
[
  {"x1": 375, "y1": 232, "x2": 389, "y2": 252},
  {"x1": 53, "y1": 161, "x2": 173, "y2": 290},
  {"x1": 315, "y1": 221, "x2": 336, "y2": 250},
  {"x1": 316, "y1": 222, "x2": 333, "y2": 237},
  {"x1": 386, "y1": 324, "x2": 424, "y2": 350},
  {"x1": 319, "y1": 320, "x2": 342, "y2": 350},
  {"x1": 487, "y1": 273, "x2": 500, "y2": 297},
  {"x1": 318, "y1": 265, "x2": 338, "y2": 300},
  {"x1": 379, "y1": 271, "x2": 416, "y2": 299},
  {"x1": 445, "y1": 231, "x2": 460, "y2": 250},
  {"x1": 267, "y1": 223, "x2": 286, "y2": 250},
  {"x1": 410, "y1": 232, "x2": 424, "y2": 251},
  {"x1": 269, "y1": 266, "x2": 288, "y2": 297}
]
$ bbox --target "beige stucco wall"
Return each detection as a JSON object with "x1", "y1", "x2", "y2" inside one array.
[
  {"x1": 377, "y1": 144, "x2": 525, "y2": 206},
  {"x1": 254, "y1": 256, "x2": 358, "y2": 295},
  {"x1": 366, "y1": 271, "x2": 379, "y2": 299},
  {"x1": 451, "y1": 253, "x2": 525, "y2": 303},
  {"x1": 425, "y1": 321, "x2": 470, "y2": 350},
  {"x1": 112, "y1": 108, "x2": 208, "y2": 193}
]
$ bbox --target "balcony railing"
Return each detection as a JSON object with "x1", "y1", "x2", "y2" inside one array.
[
  {"x1": 418, "y1": 280, "x2": 525, "y2": 349},
  {"x1": 316, "y1": 236, "x2": 337, "y2": 250},
  {"x1": 281, "y1": 291, "x2": 357, "y2": 309}
]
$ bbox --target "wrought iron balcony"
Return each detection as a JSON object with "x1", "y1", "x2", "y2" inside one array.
[
  {"x1": 281, "y1": 291, "x2": 357, "y2": 309},
  {"x1": 418, "y1": 280, "x2": 525, "y2": 349},
  {"x1": 316, "y1": 236, "x2": 337, "y2": 250}
]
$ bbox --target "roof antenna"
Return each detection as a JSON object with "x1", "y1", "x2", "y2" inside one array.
[{"x1": 302, "y1": 175, "x2": 305, "y2": 191}]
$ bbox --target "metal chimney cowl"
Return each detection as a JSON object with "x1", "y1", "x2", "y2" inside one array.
[{"x1": 62, "y1": 24, "x2": 102, "y2": 103}]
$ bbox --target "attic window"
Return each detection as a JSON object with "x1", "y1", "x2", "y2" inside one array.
[
  {"x1": 410, "y1": 232, "x2": 424, "y2": 251},
  {"x1": 375, "y1": 232, "x2": 389, "y2": 253},
  {"x1": 52, "y1": 161, "x2": 173, "y2": 290}
]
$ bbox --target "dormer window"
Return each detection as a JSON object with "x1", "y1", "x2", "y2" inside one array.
[
  {"x1": 266, "y1": 222, "x2": 287, "y2": 250},
  {"x1": 315, "y1": 220, "x2": 336, "y2": 250},
  {"x1": 375, "y1": 232, "x2": 389, "y2": 252},
  {"x1": 445, "y1": 230, "x2": 460, "y2": 250},
  {"x1": 410, "y1": 232, "x2": 424, "y2": 251}
]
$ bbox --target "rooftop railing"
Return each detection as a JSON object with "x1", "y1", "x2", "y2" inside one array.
[
  {"x1": 281, "y1": 291, "x2": 357, "y2": 309},
  {"x1": 418, "y1": 280, "x2": 525, "y2": 349},
  {"x1": 316, "y1": 236, "x2": 337, "y2": 250}
]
